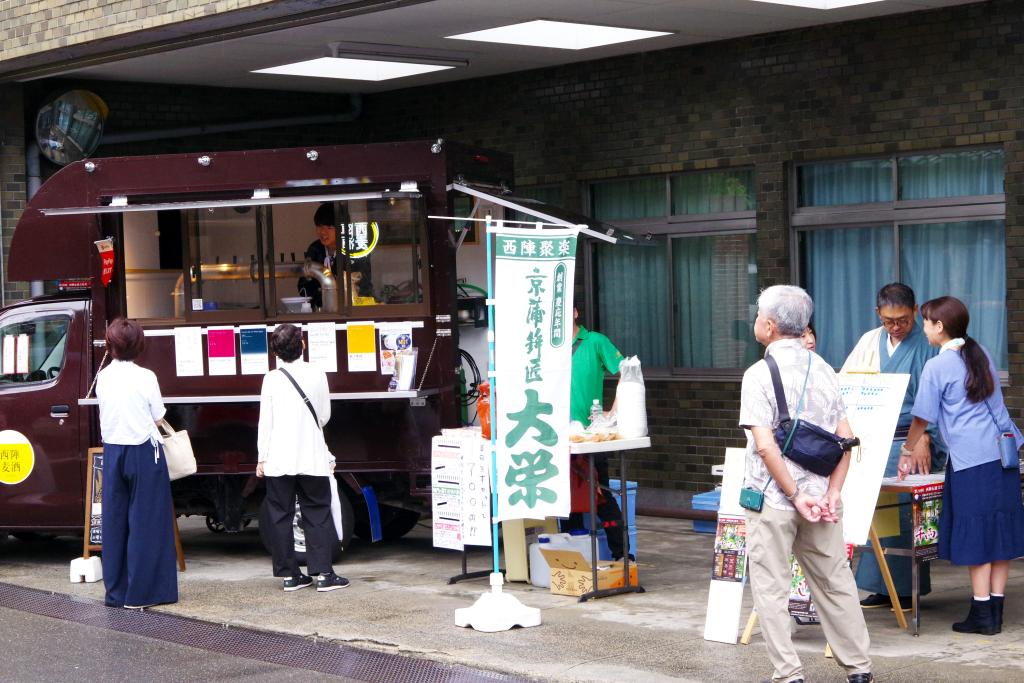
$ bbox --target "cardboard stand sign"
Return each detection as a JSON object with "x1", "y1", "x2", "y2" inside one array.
[{"x1": 94, "y1": 239, "x2": 115, "y2": 287}]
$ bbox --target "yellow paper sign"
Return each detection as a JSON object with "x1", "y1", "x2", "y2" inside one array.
[
  {"x1": 347, "y1": 322, "x2": 376, "y2": 372},
  {"x1": 0, "y1": 430, "x2": 35, "y2": 485}
]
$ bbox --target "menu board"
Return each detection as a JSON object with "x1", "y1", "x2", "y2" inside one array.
[{"x1": 85, "y1": 448, "x2": 104, "y2": 550}]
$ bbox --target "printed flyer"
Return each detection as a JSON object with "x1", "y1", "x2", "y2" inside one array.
[
  {"x1": 788, "y1": 556, "x2": 818, "y2": 620},
  {"x1": 711, "y1": 516, "x2": 747, "y2": 582},
  {"x1": 913, "y1": 482, "x2": 943, "y2": 563}
]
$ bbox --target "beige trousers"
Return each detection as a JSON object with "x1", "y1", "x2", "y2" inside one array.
[{"x1": 746, "y1": 504, "x2": 872, "y2": 683}]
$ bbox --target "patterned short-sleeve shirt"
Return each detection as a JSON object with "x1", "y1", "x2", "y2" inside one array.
[{"x1": 739, "y1": 338, "x2": 848, "y2": 511}]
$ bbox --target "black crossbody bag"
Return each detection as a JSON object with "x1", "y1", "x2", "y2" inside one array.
[
  {"x1": 766, "y1": 351, "x2": 853, "y2": 477},
  {"x1": 739, "y1": 350, "x2": 859, "y2": 512}
]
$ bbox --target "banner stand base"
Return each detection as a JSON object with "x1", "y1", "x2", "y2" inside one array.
[{"x1": 454, "y1": 573, "x2": 541, "y2": 632}]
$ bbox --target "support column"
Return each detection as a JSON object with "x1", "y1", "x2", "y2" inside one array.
[
  {"x1": 0, "y1": 84, "x2": 29, "y2": 306},
  {"x1": 754, "y1": 161, "x2": 791, "y2": 290}
]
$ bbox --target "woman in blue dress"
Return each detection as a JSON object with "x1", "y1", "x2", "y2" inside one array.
[{"x1": 899, "y1": 296, "x2": 1024, "y2": 635}]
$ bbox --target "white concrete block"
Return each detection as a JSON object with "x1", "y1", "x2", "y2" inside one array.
[{"x1": 70, "y1": 556, "x2": 103, "y2": 583}]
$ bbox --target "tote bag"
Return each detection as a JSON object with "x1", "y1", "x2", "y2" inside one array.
[{"x1": 158, "y1": 418, "x2": 197, "y2": 481}]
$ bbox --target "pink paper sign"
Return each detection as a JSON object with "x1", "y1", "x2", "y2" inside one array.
[{"x1": 207, "y1": 329, "x2": 235, "y2": 358}]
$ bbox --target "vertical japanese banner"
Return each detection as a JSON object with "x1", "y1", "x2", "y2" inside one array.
[{"x1": 494, "y1": 229, "x2": 577, "y2": 522}]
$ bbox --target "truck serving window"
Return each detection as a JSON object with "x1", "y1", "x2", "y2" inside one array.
[
  {"x1": 266, "y1": 197, "x2": 424, "y2": 314},
  {"x1": 0, "y1": 314, "x2": 72, "y2": 385},
  {"x1": 120, "y1": 195, "x2": 425, "y2": 321}
]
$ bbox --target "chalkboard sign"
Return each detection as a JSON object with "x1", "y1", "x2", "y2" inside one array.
[{"x1": 84, "y1": 447, "x2": 103, "y2": 556}]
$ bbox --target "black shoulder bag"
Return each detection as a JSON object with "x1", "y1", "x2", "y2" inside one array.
[{"x1": 766, "y1": 350, "x2": 856, "y2": 477}]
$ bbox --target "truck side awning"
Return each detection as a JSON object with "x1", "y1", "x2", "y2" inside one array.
[
  {"x1": 448, "y1": 184, "x2": 650, "y2": 246},
  {"x1": 40, "y1": 190, "x2": 420, "y2": 216}
]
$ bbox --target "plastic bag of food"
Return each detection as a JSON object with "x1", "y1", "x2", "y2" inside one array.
[{"x1": 616, "y1": 356, "x2": 648, "y2": 438}]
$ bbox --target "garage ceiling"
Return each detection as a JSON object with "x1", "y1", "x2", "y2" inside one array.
[{"x1": 68, "y1": 0, "x2": 981, "y2": 93}]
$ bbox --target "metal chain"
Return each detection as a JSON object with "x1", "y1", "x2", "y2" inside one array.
[
  {"x1": 86, "y1": 348, "x2": 109, "y2": 399},
  {"x1": 417, "y1": 337, "x2": 440, "y2": 392}
]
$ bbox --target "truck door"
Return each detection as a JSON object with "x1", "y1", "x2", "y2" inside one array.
[{"x1": 0, "y1": 302, "x2": 84, "y2": 529}]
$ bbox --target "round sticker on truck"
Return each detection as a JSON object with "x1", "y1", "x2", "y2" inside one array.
[{"x1": 0, "y1": 430, "x2": 34, "y2": 485}]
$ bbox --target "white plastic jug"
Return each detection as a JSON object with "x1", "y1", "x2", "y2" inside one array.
[
  {"x1": 616, "y1": 356, "x2": 648, "y2": 438},
  {"x1": 529, "y1": 533, "x2": 571, "y2": 587}
]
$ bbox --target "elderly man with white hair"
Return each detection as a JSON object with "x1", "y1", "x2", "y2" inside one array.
[{"x1": 740, "y1": 285, "x2": 873, "y2": 683}]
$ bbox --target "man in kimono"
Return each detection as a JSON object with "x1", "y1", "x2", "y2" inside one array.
[{"x1": 842, "y1": 283, "x2": 946, "y2": 609}]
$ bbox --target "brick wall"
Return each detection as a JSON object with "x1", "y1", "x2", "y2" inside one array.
[
  {"x1": 0, "y1": 0, "x2": 278, "y2": 62},
  {"x1": 10, "y1": 0, "x2": 1024, "y2": 499},
  {"x1": 0, "y1": 82, "x2": 29, "y2": 304}
]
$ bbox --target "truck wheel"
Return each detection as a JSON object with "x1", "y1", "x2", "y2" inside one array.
[
  {"x1": 354, "y1": 505, "x2": 422, "y2": 541},
  {"x1": 259, "y1": 486, "x2": 353, "y2": 566},
  {"x1": 206, "y1": 516, "x2": 226, "y2": 533}
]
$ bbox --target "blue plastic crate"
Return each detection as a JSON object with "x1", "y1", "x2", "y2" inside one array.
[{"x1": 692, "y1": 489, "x2": 722, "y2": 534}]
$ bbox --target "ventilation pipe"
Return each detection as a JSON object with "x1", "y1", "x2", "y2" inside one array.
[
  {"x1": 25, "y1": 143, "x2": 43, "y2": 298},
  {"x1": 99, "y1": 94, "x2": 362, "y2": 146}
]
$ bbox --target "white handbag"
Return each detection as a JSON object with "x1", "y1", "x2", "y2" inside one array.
[{"x1": 158, "y1": 418, "x2": 197, "y2": 481}]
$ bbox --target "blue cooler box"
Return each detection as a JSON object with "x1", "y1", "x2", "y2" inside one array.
[{"x1": 692, "y1": 490, "x2": 721, "y2": 534}]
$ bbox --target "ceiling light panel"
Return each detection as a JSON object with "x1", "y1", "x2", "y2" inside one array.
[
  {"x1": 747, "y1": 0, "x2": 885, "y2": 8},
  {"x1": 446, "y1": 20, "x2": 672, "y2": 50},
  {"x1": 253, "y1": 57, "x2": 453, "y2": 81}
]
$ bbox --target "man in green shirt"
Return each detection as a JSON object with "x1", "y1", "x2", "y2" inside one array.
[{"x1": 566, "y1": 300, "x2": 630, "y2": 560}]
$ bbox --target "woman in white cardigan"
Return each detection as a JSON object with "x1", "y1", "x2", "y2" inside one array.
[{"x1": 256, "y1": 324, "x2": 348, "y2": 592}]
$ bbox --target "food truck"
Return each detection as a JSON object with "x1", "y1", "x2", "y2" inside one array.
[{"x1": 0, "y1": 139, "x2": 637, "y2": 556}]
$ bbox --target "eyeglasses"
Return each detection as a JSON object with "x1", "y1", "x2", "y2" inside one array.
[{"x1": 880, "y1": 316, "x2": 913, "y2": 329}]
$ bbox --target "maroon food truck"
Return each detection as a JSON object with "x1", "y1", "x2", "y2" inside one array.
[{"x1": 0, "y1": 140, "x2": 521, "y2": 556}]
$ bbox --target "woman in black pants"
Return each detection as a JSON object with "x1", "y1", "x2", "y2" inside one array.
[{"x1": 256, "y1": 324, "x2": 348, "y2": 592}]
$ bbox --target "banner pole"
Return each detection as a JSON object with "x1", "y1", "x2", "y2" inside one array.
[{"x1": 486, "y1": 215, "x2": 499, "y2": 575}]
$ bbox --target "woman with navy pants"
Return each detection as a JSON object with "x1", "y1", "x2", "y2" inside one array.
[
  {"x1": 96, "y1": 318, "x2": 178, "y2": 609},
  {"x1": 900, "y1": 296, "x2": 1024, "y2": 635}
]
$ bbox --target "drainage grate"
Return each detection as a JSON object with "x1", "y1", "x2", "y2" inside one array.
[{"x1": 0, "y1": 582, "x2": 537, "y2": 683}]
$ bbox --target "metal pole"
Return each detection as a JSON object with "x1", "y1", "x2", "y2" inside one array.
[{"x1": 486, "y1": 215, "x2": 499, "y2": 574}]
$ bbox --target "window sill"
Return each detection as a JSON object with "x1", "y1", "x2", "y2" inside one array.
[{"x1": 603, "y1": 369, "x2": 746, "y2": 384}]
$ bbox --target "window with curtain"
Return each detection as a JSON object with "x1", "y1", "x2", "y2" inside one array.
[
  {"x1": 591, "y1": 178, "x2": 666, "y2": 221},
  {"x1": 589, "y1": 171, "x2": 757, "y2": 371},
  {"x1": 672, "y1": 169, "x2": 755, "y2": 215},
  {"x1": 796, "y1": 147, "x2": 1007, "y2": 370},
  {"x1": 673, "y1": 234, "x2": 759, "y2": 368}
]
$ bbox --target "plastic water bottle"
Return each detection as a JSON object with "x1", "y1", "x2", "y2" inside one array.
[{"x1": 589, "y1": 399, "x2": 603, "y2": 427}]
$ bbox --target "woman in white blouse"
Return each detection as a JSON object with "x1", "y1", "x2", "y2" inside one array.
[
  {"x1": 256, "y1": 324, "x2": 349, "y2": 592},
  {"x1": 95, "y1": 318, "x2": 178, "y2": 609}
]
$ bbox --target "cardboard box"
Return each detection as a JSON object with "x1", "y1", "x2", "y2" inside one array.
[{"x1": 539, "y1": 548, "x2": 638, "y2": 597}]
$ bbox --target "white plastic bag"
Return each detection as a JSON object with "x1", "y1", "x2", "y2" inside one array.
[{"x1": 616, "y1": 356, "x2": 648, "y2": 438}]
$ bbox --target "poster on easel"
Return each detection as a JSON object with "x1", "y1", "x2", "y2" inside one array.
[
  {"x1": 788, "y1": 557, "x2": 818, "y2": 621},
  {"x1": 703, "y1": 447, "x2": 749, "y2": 644},
  {"x1": 837, "y1": 373, "x2": 910, "y2": 546},
  {"x1": 912, "y1": 482, "x2": 943, "y2": 562},
  {"x1": 431, "y1": 435, "x2": 464, "y2": 551}
]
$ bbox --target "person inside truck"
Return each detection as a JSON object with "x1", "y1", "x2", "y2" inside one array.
[
  {"x1": 95, "y1": 317, "x2": 178, "y2": 609},
  {"x1": 298, "y1": 203, "x2": 374, "y2": 307}
]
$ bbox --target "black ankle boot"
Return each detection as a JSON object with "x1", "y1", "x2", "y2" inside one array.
[
  {"x1": 952, "y1": 599, "x2": 997, "y2": 635},
  {"x1": 991, "y1": 596, "x2": 1004, "y2": 634}
]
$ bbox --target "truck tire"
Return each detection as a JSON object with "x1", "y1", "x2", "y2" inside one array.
[
  {"x1": 258, "y1": 486, "x2": 353, "y2": 566},
  {"x1": 354, "y1": 504, "x2": 422, "y2": 541}
]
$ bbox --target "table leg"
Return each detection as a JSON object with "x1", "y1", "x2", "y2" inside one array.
[
  {"x1": 868, "y1": 524, "x2": 907, "y2": 629},
  {"x1": 578, "y1": 451, "x2": 645, "y2": 602},
  {"x1": 589, "y1": 453, "x2": 599, "y2": 597},
  {"x1": 912, "y1": 559, "x2": 920, "y2": 636}
]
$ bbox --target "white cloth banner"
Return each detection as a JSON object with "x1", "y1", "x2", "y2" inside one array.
[{"x1": 494, "y1": 229, "x2": 576, "y2": 522}]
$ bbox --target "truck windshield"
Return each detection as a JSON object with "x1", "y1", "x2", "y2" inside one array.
[
  {"x1": 123, "y1": 197, "x2": 424, "y2": 320},
  {"x1": 0, "y1": 314, "x2": 71, "y2": 385}
]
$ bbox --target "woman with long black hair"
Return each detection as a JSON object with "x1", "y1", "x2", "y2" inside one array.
[{"x1": 899, "y1": 296, "x2": 1024, "y2": 635}]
